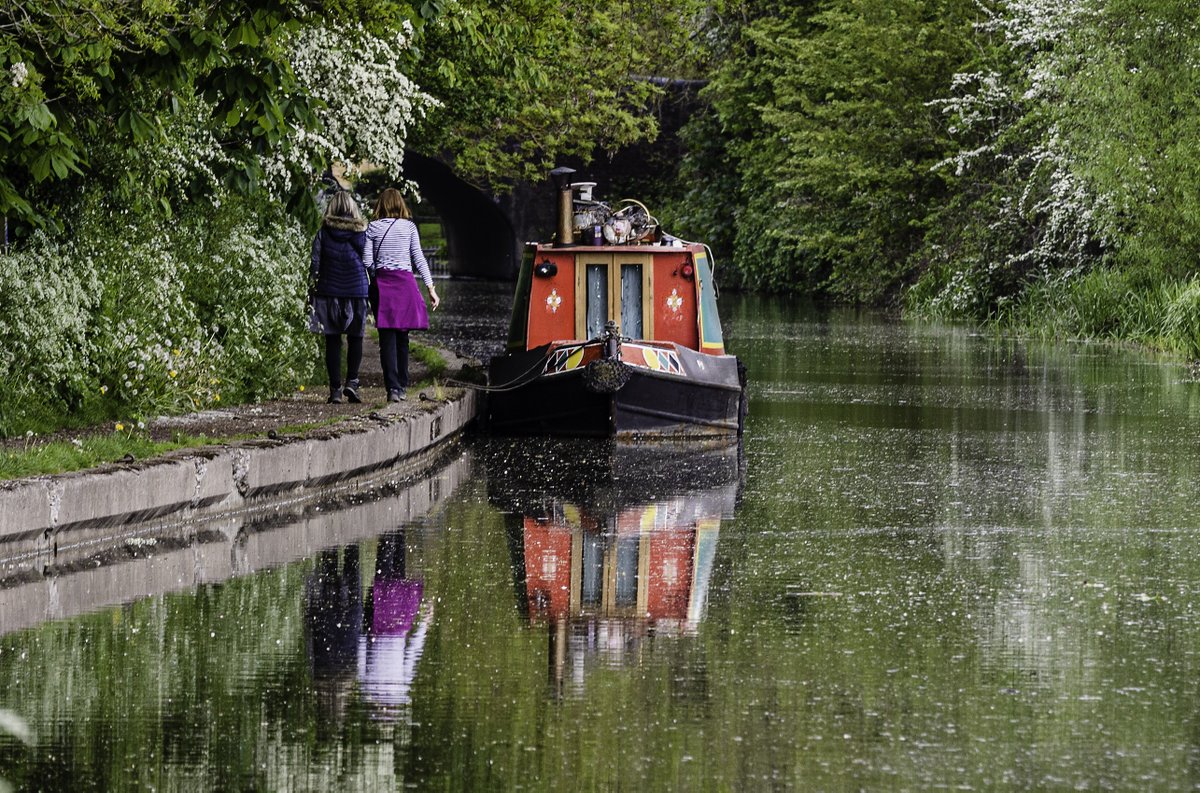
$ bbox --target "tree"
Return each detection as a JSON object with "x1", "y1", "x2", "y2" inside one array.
[
  {"x1": 1053, "y1": 0, "x2": 1200, "y2": 278},
  {"x1": 408, "y1": 0, "x2": 715, "y2": 187},
  {"x1": 0, "y1": 0, "x2": 434, "y2": 231},
  {"x1": 666, "y1": 0, "x2": 978, "y2": 300}
]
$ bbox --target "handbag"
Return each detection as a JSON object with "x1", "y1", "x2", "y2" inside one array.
[
  {"x1": 368, "y1": 218, "x2": 397, "y2": 313},
  {"x1": 307, "y1": 297, "x2": 324, "y2": 333},
  {"x1": 307, "y1": 232, "x2": 325, "y2": 333}
]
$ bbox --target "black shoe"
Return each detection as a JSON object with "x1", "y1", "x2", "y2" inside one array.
[
  {"x1": 328, "y1": 387, "x2": 343, "y2": 404},
  {"x1": 343, "y1": 380, "x2": 361, "y2": 403},
  {"x1": 387, "y1": 389, "x2": 402, "y2": 403}
]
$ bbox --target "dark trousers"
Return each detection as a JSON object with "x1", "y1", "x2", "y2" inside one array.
[
  {"x1": 378, "y1": 328, "x2": 410, "y2": 392},
  {"x1": 324, "y1": 334, "x2": 363, "y2": 389}
]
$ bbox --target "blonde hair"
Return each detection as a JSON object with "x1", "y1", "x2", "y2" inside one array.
[
  {"x1": 374, "y1": 187, "x2": 411, "y2": 220},
  {"x1": 324, "y1": 190, "x2": 362, "y2": 223}
]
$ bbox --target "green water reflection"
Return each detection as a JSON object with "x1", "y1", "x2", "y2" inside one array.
[{"x1": 2, "y1": 294, "x2": 1200, "y2": 790}]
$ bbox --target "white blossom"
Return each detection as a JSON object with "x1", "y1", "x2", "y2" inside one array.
[
  {"x1": 9, "y1": 62, "x2": 28, "y2": 89},
  {"x1": 929, "y1": 0, "x2": 1113, "y2": 284},
  {"x1": 268, "y1": 22, "x2": 439, "y2": 193}
]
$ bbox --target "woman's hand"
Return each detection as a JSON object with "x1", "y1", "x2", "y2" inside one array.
[{"x1": 429, "y1": 286, "x2": 441, "y2": 311}]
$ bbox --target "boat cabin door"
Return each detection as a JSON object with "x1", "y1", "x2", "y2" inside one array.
[{"x1": 574, "y1": 253, "x2": 653, "y2": 341}]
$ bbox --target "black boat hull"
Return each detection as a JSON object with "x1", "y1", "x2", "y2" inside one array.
[{"x1": 487, "y1": 345, "x2": 745, "y2": 439}]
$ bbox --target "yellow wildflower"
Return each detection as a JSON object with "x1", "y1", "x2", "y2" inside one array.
[{"x1": 115, "y1": 422, "x2": 125, "y2": 431}]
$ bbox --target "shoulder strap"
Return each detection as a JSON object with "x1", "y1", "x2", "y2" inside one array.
[{"x1": 372, "y1": 218, "x2": 398, "y2": 262}]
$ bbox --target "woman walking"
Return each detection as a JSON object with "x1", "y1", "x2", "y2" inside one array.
[
  {"x1": 309, "y1": 191, "x2": 370, "y2": 404},
  {"x1": 365, "y1": 188, "x2": 440, "y2": 402}
]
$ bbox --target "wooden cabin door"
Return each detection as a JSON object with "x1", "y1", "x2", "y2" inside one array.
[{"x1": 574, "y1": 253, "x2": 654, "y2": 340}]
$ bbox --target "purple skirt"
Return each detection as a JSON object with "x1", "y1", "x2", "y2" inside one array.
[
  {"x1": 371, "y1": 579, "x2": 424, "y2": 635},
  {"x1": 373, "y1": 269, "x2": 429, "y2": 330}
]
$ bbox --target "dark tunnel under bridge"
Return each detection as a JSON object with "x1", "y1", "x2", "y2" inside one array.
[{"x1": 403, "y1": 154, "x2": 526, "y2": 281}]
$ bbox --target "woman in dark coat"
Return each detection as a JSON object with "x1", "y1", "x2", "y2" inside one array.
[{"x1": 309, "y1": 191, "x2": 370, "y2": 403}]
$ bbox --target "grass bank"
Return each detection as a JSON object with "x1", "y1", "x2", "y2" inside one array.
[
  {"x1": 907, "y1": 266, "x2": 1200, "y2": 361},
  {"x1": 0, "y1": 341, "x2": 451, "y2": 482},
  {"x1": 1004, "y1": 270, "x2": 1200, "y2": 359}
]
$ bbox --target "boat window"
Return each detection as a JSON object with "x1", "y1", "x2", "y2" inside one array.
[
  {"x1": 620, "y1": 264, "x2": 643, "y2": 338},
  {"x1": 581, "y1": 534, "x2": 603, "y2": 607},
  {"x1": 586, "y1": 264, "x2": 608, "y2": 339},
  {"x1": 614, "y1": 537, "x2": 639, "y2": 608}
]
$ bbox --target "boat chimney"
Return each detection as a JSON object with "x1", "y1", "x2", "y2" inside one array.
[{"x1": 550, "y1": 166, "x2": 576, "y2": 247}]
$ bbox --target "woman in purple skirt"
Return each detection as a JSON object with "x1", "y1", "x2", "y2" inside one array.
[{"x1": 364, "y1": 188, "x2": 440, "y2": 402}]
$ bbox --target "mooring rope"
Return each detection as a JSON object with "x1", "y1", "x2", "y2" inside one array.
[{"x1": 444, "y1": 349, "x2": 552, "y2": 393}]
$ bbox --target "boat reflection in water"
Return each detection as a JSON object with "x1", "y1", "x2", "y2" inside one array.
[
  {"x1": 487, "y1": 438, "x2": 742, "y2": 696},
  {"x1": 304, "y1": 529, "x2": 432, "y2": 729}
]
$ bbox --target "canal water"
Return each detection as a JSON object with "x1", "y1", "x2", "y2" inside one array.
[{"x1": 2, "y1": 284, "x2": 1200, "y2": 790}]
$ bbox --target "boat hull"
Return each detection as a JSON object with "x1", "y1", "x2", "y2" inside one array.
[{"x1": 487, "y1": 342, "x2": 745, "y2": 439}]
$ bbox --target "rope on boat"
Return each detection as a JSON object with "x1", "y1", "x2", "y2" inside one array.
[
  {"x1": 446, "y1": 324, "x2": 630, "y2": 394},
  {"x1": 444, "y1": 349, "x2": 552, "y2": 393}
]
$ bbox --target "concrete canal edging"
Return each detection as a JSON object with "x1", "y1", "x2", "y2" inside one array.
[
  {"x1": 0, "y1": 388, "x2": 479, "y2": 554},
  {"x1": 0, "y1": 444, "x2": 475, "y2": 637}
]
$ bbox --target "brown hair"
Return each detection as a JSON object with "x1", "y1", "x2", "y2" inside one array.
[{"x1": 374, "y1": 187, "x2": 411, "y2": 220}]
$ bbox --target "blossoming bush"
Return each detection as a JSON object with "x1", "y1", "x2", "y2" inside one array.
[
  {"x1": 0, "y1": 232, "x2": 99, "y2": 433},
  {"x1": 909, "y1": 0, "x2": 1113, "y2": 320},
  {"x1": 0, "y1": 198, "x2": 312, "y2": 436},
  {"x1": 267, "y1": 21, "x2": 438, "y2": 192},
  {"x1": 0, "y1": 13, "x2": 446, "y2": 439},
  {"x1": 175, "y1": 203, "x2": 311, "y2": 402},
  {"x1": 909, "y1": 0, "x2": 1200, "y2": 362}
]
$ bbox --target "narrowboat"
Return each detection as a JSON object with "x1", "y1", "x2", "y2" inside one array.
[{"x1": 486, "y1": 170, "x2": 747, "y2": 438}]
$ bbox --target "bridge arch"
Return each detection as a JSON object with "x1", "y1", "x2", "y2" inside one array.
[{"x1": 404, "y1": 153, "x2": 520, "y2": 280}]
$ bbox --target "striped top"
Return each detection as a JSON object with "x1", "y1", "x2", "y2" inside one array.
[{"x1": 364, "y1": 218, "x2": 433, "y2": 289}]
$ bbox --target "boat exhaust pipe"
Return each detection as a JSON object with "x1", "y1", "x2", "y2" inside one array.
[{"x1": 550, "y1": 166, "x2": 576, "y2": 247}]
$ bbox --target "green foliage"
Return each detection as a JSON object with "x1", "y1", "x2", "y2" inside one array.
[
  {"x1": 410, "y1": 0, "x2": 711, "y2": 186},
  {"x1": 1051, "y1": 0, "x2": 1200, "y2": 280},
  {"x1": 0, "y1": 0, "x2": 329, "y2": 230},
  {"x1": 656, "y1": 107, "x2": 742, "y2": 273},
  {"x1": 900, "y1": 0, "x2": 1200, "y2": 358},
  {"x1": 668, "y1": 0, "x2": 978, "y2": 300},
  {"x1": 993, "y1": 267, "x2": 1200, "y2": 359},
  {"x1": 0, "y1": 196, "x2": 311, "y2": 437},
  {"x1": 663, "y1": 0, "x2": 1200, "y2": 361}
]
